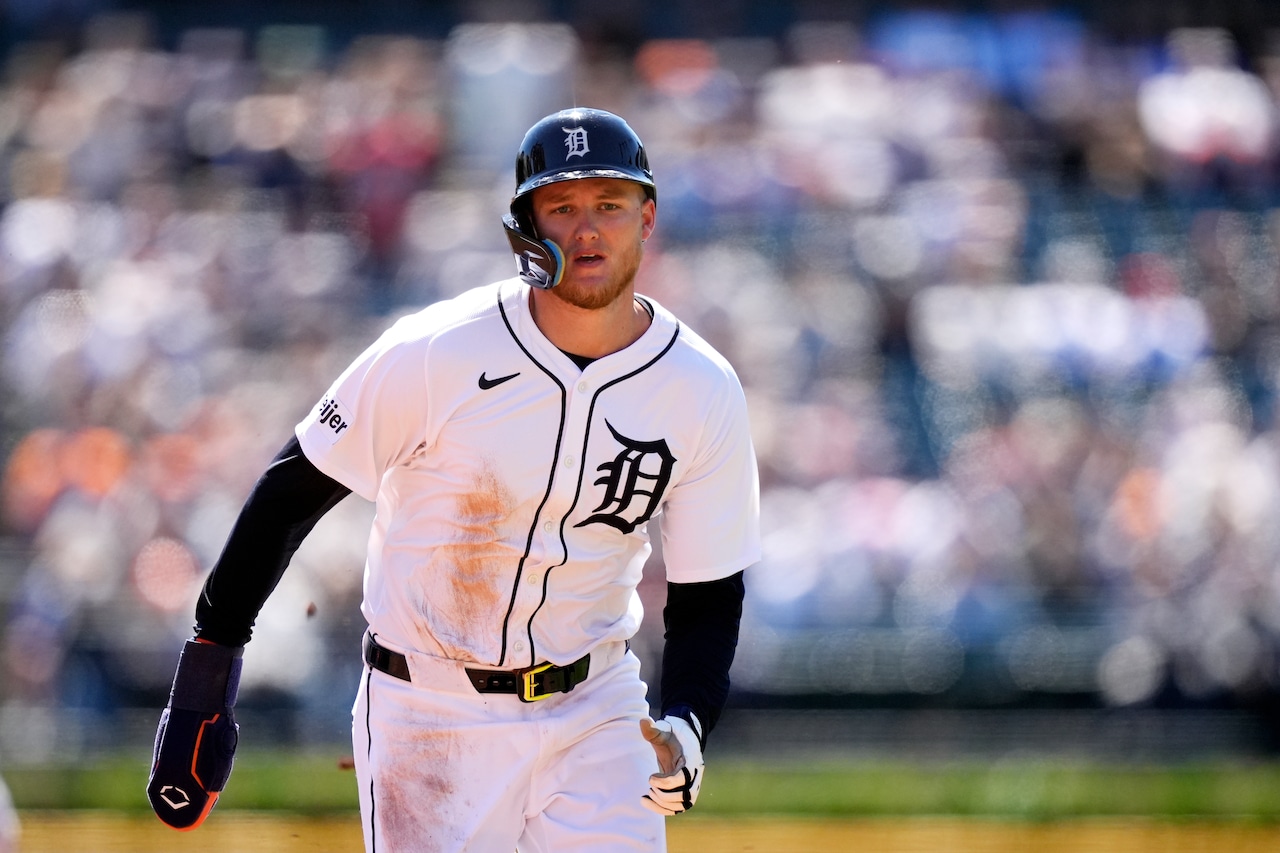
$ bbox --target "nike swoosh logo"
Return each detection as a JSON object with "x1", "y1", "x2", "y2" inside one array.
[{"x1": 478, "y1": 371, "x2": 520, "y2": 390}]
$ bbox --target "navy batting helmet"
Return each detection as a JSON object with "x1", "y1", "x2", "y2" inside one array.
[
  {"x1": 512, "y1": 107, "x2": 655, "y2": 205},
  {"x1": 503, "y1": 108, "x2": 655, "y2": 289}
]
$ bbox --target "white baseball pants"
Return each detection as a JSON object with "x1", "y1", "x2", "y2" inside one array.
[{"x1": 351, "y1": 640, "x2": 666, "y2": 852}]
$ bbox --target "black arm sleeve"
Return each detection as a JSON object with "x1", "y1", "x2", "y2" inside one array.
[
  {"x1": 194, "y1": 436, "x2": 352, "y2": 647},
  {"x1": 659, "y1": 570, "x2": 745, "y2": 748}
]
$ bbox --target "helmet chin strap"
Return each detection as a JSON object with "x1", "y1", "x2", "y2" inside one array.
[{"x1": 503, "y1": 213, "x2": 565, "y2": 289}]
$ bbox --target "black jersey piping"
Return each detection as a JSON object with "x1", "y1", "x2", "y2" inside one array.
[
  {"x1": 524, "y1": 319, "x2": 682, "y2": 665},
  {"x1": 363, "y1": 667, "x2": 377, "y2": 851},
  {"x1": 496, "y1": 288, "x2": 568, "y2": 668}
]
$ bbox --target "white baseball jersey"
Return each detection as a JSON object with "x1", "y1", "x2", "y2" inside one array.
[{"x1": 296, "y1": 278, "x2": 761, "y2": 669}]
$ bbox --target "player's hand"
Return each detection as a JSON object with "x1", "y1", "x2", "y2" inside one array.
[
  {"x1": 147, "y1": 639, "x2": 243, "y2": 830},
  {"x1": 639, "y1": 714, "x2": 703, "y2": 816}
]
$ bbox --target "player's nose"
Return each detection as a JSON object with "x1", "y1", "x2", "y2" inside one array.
[{"x1": 570, "y1": 211, "x2": 601, "y2": 241}]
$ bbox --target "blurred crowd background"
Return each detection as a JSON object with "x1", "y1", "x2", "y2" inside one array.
[{"x1": 5, "y1": 0, "x2": 1280, "y2": 764}]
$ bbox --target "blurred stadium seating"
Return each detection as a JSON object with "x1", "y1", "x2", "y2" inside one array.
[{"x1": 4, "y1": 2, "x2": 1280, "y2": 764}]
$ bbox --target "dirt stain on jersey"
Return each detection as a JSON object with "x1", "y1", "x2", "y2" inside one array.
[{"x1": 433, "y1": 460, "x2": 517, "y2": 657}]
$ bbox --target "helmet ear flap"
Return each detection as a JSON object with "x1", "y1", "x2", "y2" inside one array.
[
  {"x1": 509, "y1": 195, "x2": 537, "y2": 238},
  {"x1": 502, "y1": 214, "x2": 564, "y2": 290}
]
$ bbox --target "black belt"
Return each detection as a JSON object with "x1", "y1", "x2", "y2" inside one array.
[
  {"x1": 363, "y1": 633, "x2": 591, "y2": 703},
  {"x1": 363, "y1": 632, "x2": 411, "y2": 681}
]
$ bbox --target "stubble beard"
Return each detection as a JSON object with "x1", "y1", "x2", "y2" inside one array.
[{"x1": 552, "y1": 245, "x2": 643, "y2": 311}]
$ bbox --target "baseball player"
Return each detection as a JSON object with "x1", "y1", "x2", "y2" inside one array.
[{"x1": 146, "y1": 107, "x2": 760, "y2": 851}]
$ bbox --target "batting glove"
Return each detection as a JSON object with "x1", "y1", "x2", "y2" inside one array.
[
  {"x1": 147, "y1": 639, "x2": 243, "y2": 830},
  {"x1": 639, "y1": 713, "x2": 703, "y2": 816}
]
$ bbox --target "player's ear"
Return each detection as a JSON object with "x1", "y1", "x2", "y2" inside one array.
[{"x1": 640, "y1": 197, "x2": 656, "y2": 243}]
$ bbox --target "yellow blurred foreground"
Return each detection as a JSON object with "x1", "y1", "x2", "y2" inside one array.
[{"x1": 14, "y1": 812, "x2": 1280, "y2": 853}]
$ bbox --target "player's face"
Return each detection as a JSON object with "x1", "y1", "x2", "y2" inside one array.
[{"x1": 529, "y1": 178, "x2": 655, "y2": 311}]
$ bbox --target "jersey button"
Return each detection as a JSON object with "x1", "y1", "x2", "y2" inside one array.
[
  {"x1": 527, "y1": 572, "x2": 541, "y2": 585},
  {"x1": 513, "y1": 641, "x2": 525, "y2": 653},
  {"x1": 563, "y1": 456, "x2": 575, "y2": 468},
  {"x1": 542, "y1": 520, "x2": 554, "y2": 533},
  {"x1": 577, "y1": 381, "x2": 589, "y2": 393}
]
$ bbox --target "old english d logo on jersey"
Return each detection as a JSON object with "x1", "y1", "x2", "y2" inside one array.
[
  {"x1": 575, "y1": 421, "x2": 675, "y2": 534},
  {"x1": 563, "y1": 125, "x2": 589, "y2": 159}
]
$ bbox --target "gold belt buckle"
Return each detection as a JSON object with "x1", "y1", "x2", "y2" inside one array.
[{"x1": 521, "y1": 662, "x2": 555, "y2": 702}]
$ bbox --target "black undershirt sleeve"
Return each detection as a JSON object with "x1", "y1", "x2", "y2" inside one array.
[
  {"x1": 659, "y1": 571, "x2": 746, "y2": 748},
  {"x1": 194, "y1": 436, "x2": 352, "y2": 647}
]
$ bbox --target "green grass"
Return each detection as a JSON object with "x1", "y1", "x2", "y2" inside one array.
[
  {"x1": 700, "y1": 759, "x2": 1280, "y2": 820},
  {"x1": 11, "y1": 753, "x2": 1280, "y2": 820},
  {"x1": 9, "y1": 752, "x2": 359, "y2": 814}
]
